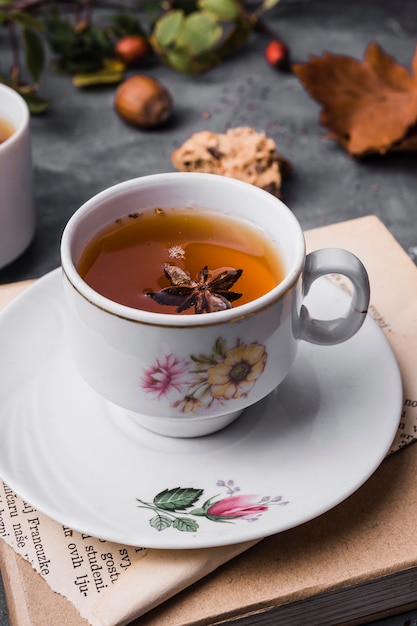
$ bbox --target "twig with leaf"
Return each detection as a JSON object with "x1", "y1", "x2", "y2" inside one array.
[{"x1": 0, "y1": 0, "x2": 282, "y2": 114}]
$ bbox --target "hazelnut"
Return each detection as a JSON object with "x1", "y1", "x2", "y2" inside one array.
[{"x1": 114, "y1": 75, "x2": 173, "y2": 128}]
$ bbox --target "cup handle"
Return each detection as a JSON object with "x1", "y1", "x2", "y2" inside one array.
[{"x1": 298, "y1": 248, "x2": 370, "y2": 345}]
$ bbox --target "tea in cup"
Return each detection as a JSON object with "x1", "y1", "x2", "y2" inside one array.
[
  {"x1": 0, "y1": 84, "x2": 35, "y2": 269},
  {"x1": 60, "y1": 172, "x2": 370, "y2": 437},
  {"x1": 0, "y1": 116, "x2": 14, "y2": 144},
  {"x1": 76, "y1": 206, "x2": 285, "y2": 314}
]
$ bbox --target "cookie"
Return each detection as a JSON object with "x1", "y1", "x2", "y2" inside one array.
[{"x1": 171, "y1": 127, "x2": 291, "y2": 197}]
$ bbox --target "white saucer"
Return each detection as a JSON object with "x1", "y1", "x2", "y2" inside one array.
[{"x1": 0, "y1": 269, "x2": 402, "y2": 549}]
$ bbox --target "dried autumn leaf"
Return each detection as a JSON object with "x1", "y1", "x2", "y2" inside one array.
[{"x1": 293, "y1": 41, "x2": 417, "y2": 156}]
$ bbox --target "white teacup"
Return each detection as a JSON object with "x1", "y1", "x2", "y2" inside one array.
[
  {"x1": 61, "y1": 173, "x2": 370, "y2": 437},
  {"x1": 0, "y1": 84, "x2": 35, "y2": 269}
]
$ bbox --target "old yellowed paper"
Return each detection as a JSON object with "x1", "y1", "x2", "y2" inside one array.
[{"x1": 0, "y1": 491, "x2": 256, "y2": 626}]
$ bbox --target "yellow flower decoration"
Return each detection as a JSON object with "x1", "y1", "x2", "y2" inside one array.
[
  {"x1": 207, "y1": 342, "x2": 267, "y2": 400},
  {"x1": 172, "y1": 396, "x2": 205, "y2": 414}
]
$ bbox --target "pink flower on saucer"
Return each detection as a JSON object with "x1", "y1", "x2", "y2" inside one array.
[
  {"x1": 137, "y1": 479, "x2": 289, "y2": 533},
  {"x1": 206, "y1": 494, "x2": 269, "y2": 519}
]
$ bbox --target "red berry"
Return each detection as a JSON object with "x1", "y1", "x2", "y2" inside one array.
[
  {"x1": 265, "y1": 40, "x2": 290, "y2": 70},
  {"x1": 115, "y1": 35, "x2": 149, "y2": 66}
]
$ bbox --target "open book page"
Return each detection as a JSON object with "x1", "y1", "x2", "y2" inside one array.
[
  {"x1": 0, "y1": 215, "x2": 414, "y2": 626},
  {"x1": 0, "y1": 493, "x2": 256, "y2": 626},
  {"x1": 305, "y1": 215, "x2": 417, "y2": 453}
]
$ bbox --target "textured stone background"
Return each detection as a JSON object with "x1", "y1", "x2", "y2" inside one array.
[{"x1": 0, "y1": 0, "x2": 416, "y2": 624}]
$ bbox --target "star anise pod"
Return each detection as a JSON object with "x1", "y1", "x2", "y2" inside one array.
[{"x1": 147, "y1": 264, "x2": 243, "y2": 314}]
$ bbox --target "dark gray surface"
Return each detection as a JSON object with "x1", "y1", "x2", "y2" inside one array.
[{"x1": 1, "y1": 0, "x2": 417, "y2": 624}]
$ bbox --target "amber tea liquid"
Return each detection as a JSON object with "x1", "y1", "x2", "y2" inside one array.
[
  {"x1": 78, "y1": 208, "x2": 285, "y2": 314},
  {"x1": 0, "y1": 117, "x2": 14, "y2": 145}
]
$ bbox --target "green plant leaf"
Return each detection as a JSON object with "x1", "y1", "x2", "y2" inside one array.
[
  {"x1": 198, "y1": 0, "x2": 239, "y2": 21},
  {"x1": 19, "y1": 92, "x2": 50, "y2": 114},
  {"x1": 10, "y1": 10, "x2": 44, "y2": 30},
  {"x1": 154, "y1": 487, "x2": 203, "y2": 511},
  {"x1": 215, "y1": 17, "x2": 252, "y2": 58},
  {"x1": 177, "y1": 12, "x2": 222, "y2": 56},
  {"x1": 107, "y1": 12, "x2": 146, "y2": 37},
  {"x1": 161, "y1": 48, "x2": 218, "y2": 73},
  {"x1": 153, "y1": 10, "x2": 184, "y2": 48},
  {"x1": 214, "y1": 337, "x2": 227, "y2": 357},
  {"x1": 45, "y1": 10, "x2": 112, "y2": 74},
  {"x1": 260, "y1": 0, "x2": 281, "y2": 11},
  {"x1": 72, "y1": 67, "x2": 124, "y2": 87},
  {"x1": 150, "y1": 514, "x2": 172, "y2": 531},
  {"x1": 163, "y1": 48, "x2": 193, "y2": 72},
  {"x1": 173, "y1": 517, "x2": 199, "y2": 532},
  {"x1": 72, "y1": 59, "x2": 125, "y2": 87},
  {"x1": 189, "y1": 507, "x2": 206, "y2": 516},
  {"x1": 45, "y1": 8, "x2": 75, "y2": 50},
  {"x1": 22, "y1": 26, "x2": 45, "y2": 83},
  {"x1": 190, "y1": 53, "x2": 220, "y2": 72}
]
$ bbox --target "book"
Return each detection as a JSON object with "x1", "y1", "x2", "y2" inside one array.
[{"x1": 1, "y1": 215, "x2": 417, "y2": 626}]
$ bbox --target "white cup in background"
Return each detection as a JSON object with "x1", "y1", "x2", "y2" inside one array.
[{"x1": 0, "y1": 84, "x2": 35, "y2": 269}]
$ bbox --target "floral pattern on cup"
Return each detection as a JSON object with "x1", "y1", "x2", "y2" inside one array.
[
  {"x1": 140, "y1": 337, "x2": 267, "y2": 414},
  {"x1": 137, "y1": 479, "x2": 289, "y2": 533}
]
